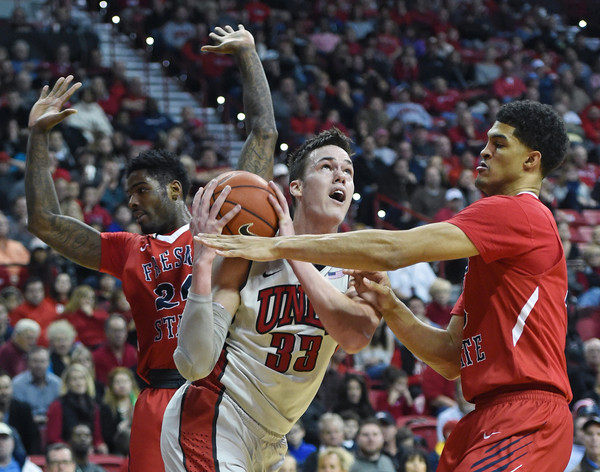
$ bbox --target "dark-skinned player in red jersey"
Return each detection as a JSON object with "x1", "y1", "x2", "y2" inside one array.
[{"x1": 25, "y1": 24, "x2": 276, "y2": 472}]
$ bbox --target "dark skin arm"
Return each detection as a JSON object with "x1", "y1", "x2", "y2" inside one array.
[
  {"x1": 26, "y1": 76, "x2": 102, "y2": 270},
  {"x1": 202, "y1": 25, "x2": 277, "y2": 180}
]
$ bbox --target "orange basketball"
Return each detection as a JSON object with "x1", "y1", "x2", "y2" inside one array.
[{"x1": 210, "y1": 170, "x2": 279, "y2": 237}]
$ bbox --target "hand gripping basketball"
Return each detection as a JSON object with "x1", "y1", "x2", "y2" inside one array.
[{"x1": 210, "y1": 171, "x2": 279, "y2": 237}]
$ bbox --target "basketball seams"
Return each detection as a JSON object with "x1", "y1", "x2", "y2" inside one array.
[{"x1": 208, "y1": 170, "x2": 279, "y2": 237}]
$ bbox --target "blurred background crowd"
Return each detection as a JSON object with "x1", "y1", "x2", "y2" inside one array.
[{"x1": 1, "y1": 0, "x2": 600, "y2": 471}]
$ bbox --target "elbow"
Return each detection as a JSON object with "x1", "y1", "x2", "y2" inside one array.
[
  {"x1": 27, "y1": 219, "x2": 42, "y2": 237},
  {"x1": 337, "y1": 333, "x2": 372, "y2": 355},
  {"x1": 173, "y1": 348, "x2": 211, "y2": 381},
  {"x1": 258, "y1": 127, "x2": 278, "y2": 146},
  {"x1": 429, "y1": 361, "x2": 461, "y2": 381}
]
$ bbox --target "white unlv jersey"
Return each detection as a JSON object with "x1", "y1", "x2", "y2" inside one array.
[{"x1": 221, "y1": 259, "x2": 348, "y2": 435}]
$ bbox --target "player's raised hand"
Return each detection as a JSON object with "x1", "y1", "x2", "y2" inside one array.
[
  {"x1": 201, "y1": 24, "x2": 254, "y2": 55},
  {"x1": 190, "y1": 179, "x2": 240, "y2": 237},
  {"x1": 28, "y1": 75, "x2": 82, "y2": 132}
]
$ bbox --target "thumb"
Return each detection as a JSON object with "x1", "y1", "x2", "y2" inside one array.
[{"x1": 57, "y1": 109, "x2": 77, "y2": 120}]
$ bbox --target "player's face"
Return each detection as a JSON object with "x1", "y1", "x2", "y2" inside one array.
[
  {"x1": 476, "y1": 121, "x2": 534, "y2": 196},
  {"x1": 292, "y1": 145, "x2": 354, "y2": 232},
  {"x1": 126, "y1": 170, "x2": 178, "y2": 234}
]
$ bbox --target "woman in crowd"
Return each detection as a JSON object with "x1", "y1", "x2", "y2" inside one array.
[
  {"x1": 333, "y1": 373, "x2": 375, "y2": 419},
  {"x1": 100, "y1": 366, "x2": 138, "y2": 454},
  {"x1": 46, "y1": 362, "x2": 108, "y2": 453},
  {"x1": 60, "y1": 285, "x2": 110, "y2": 349}
]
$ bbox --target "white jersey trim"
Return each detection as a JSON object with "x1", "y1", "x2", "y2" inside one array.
[{"x1": 154, "y1": 224, "x2": 190, "y2": 243}]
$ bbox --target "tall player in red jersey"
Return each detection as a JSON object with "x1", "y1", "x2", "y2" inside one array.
[
  {"x1": 24, "y1": 25, "x2": 276, "y2": 472},
  {"x1": 198, "y1": 100, "x2": 573, "y2": 471}
]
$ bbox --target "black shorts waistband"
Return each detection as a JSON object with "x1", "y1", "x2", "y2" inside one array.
[{"x1": 145, "y1": 369, "x2": 186, "y2": 389}]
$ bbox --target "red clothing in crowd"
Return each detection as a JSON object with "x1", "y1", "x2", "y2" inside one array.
[
  {"x1": 83, "y1": 204, "x2": 113, "y2": 231},
  {"x1": 46, "y1": 397, "x2": 104, "y2": 448},
  {"x1": 0, "y1": 340, "x2": 28, "y2": 377},
  {"x1": 425, "y1": 300, "x2": 453, "y2": 327},
  {"x1": 60, "y1": 308, "x2": 110, "y2": 349},
  {"x1": 492, "y1": 75, "x2": 526, "y2": 101},
  {"x1": 421, "y1": 365, "x2": 456, "y2": 415},
  {"x1": 370, "y1": 389, "x2": 421, "y2": 421},
  {"x1": 92, "y1": 343, "x2": 138, "y2": 385},
  {"x1": 9, "y1": 298, "x2": 59, "y2": 347}
]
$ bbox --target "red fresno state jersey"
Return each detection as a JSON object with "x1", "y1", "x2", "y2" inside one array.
[
  {"x1": 100, "y1": 225, "x2": 193, "y2": 383},
  {"x1": 448, "y1": 193, "x2": 572, "y2": 403}
]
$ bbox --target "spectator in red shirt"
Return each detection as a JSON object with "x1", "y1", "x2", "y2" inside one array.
[
  {"x1": 581, "y1": 102, "x2": 600, "y2": 144},
  {"x1": 0, "y1": 318, "x2": 40, "y2": 378},
  {"x1": 446, "y1": 108, "x2": 487, "y2": 155},
  {"x1": 92, "y1": 314, "x2": 137, "y2": 386},
  {"x1": 60, "y1": 285, "x2": 110, "y2": 350},
  {"x1": 492, "y1": 57, "x2": 526, "y2": 103},
  {"x1": 9, "y1": 277, "x2": 58, "y2": 346},
  {"x1": 423, "y1": 76, "x2": 461, "y2": 116},
  {"x1": 425, "y1": 277, "x2": 454, "y2": 328},
  {"x1": 244, "y1": 1, "x2": 270, "y2": 25},
  {"x1": 371, "y1": 367, "x2": 423, "y2": 421},
  {"x1": 80, "y1": 185, "x2": 112, "y2": 231},
  {"x1": 434, "y1": 188, "x2": 465, "y2": 222},
  {"x1": 421, "y1": 365, "x2": 456, "y2": 416}
]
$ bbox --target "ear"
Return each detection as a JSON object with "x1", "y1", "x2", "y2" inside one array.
[
  {"x1": 524, "y1": 150, "x2": 542, "y2": 171},
  {"x1": 289, "y1": 179, "x2": 302, "y2": 199},
  {"x1": 168, "y1": 180, "x2": 183, "y2": 200}
]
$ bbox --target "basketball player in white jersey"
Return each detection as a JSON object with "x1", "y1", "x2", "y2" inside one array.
[{"x1": 160, "y1": 128, "x2": 382, "y2": 471}]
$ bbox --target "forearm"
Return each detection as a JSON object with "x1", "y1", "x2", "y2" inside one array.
[
  {"x1": 271, "y1": 224, "x2": 477, "y2": 271},
  {"x1": 25, "y1": 130, "x2": 62, "y2": 233},
  {"x1": 26, "y1": 130, "x2": 101, "y2": 269},
  {"x1": 382, "y1": 306, "x2": 462, "y2": 379},
  {"x1": 234, "y1": 46, "x2": 277, "y2": 179},
  {"x1": 290, "y1": 260, "x2": 379, "y2": 353},
  {"x1": 174, "y1": 292, "x2": 232, "y2": 380}
]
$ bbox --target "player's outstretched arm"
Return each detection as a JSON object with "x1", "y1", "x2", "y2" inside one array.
[
  {"x1": 197, "y1": 223, "x2": 479, "y2": 271},
  {"x1": 266, "y1": 183, "x2": 380, "y2": 353},
  {"x1": 26, "y1": 76, "x2": 103, "y2": 270},
  {"x1": 174, "y1": 181, "x2": 242, "y2": 380},
  {"x1": 202, "y1": 25, "x2": 277, "y2": 180},
  {"x1": 350, "y1": 270, "x2": 462, "y2": 379}
]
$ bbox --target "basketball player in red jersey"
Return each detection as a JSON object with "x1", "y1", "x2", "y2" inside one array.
[
  {"x1": 198, "y1": 100, "x2": 574, "y2": 471},
  {"x1": 25, "y1": 25, "x2": 276, "y2": 472}
]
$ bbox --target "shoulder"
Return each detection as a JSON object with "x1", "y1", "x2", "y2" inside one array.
[{"x1": 47, "y1": 373, "x2": 62, "y2": 385}]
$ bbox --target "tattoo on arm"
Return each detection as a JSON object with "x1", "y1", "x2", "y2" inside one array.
[
  {"x1": 235, "y1": 49, "x2": 277, "y2": 180},
  {"x1": 26, "y1": 131, "x2": 102, "y2": 269}
]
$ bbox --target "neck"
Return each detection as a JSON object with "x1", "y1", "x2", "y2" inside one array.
[{"x1": 292, "y1": 211, "x2": 340, "y2": 236}]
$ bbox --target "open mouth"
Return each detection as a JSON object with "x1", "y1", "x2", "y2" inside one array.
[
  {"x1": 476, "y1": 160, "x2": 488, "y2": 171},
  {"x1": 329, "y1": 189, "x2": 345, "y2": 203}
]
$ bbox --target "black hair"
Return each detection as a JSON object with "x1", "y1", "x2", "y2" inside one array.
[
  {"x1": 334, "y1": 373, "x2": 375, "y2": 419},
  {"x1": 287, "y1": 128, "x2": 353, "y2": 208},
  {"x1": 495, "y1": 100, "x2": 568, "y2": 177},
  {"x1": 398, "y1": 447, "x2": 430, "y2": 472},
  {"x1": 126, "y1": 149, "x2": 191, "y2": 198},
  {"x1": 381, "y1": 366, "x2": 408, "y2": 390}
]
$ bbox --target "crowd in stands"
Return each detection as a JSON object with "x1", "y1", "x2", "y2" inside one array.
[{"x1": 1, "y1": 0, "x2": 600, "y2": 471}]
